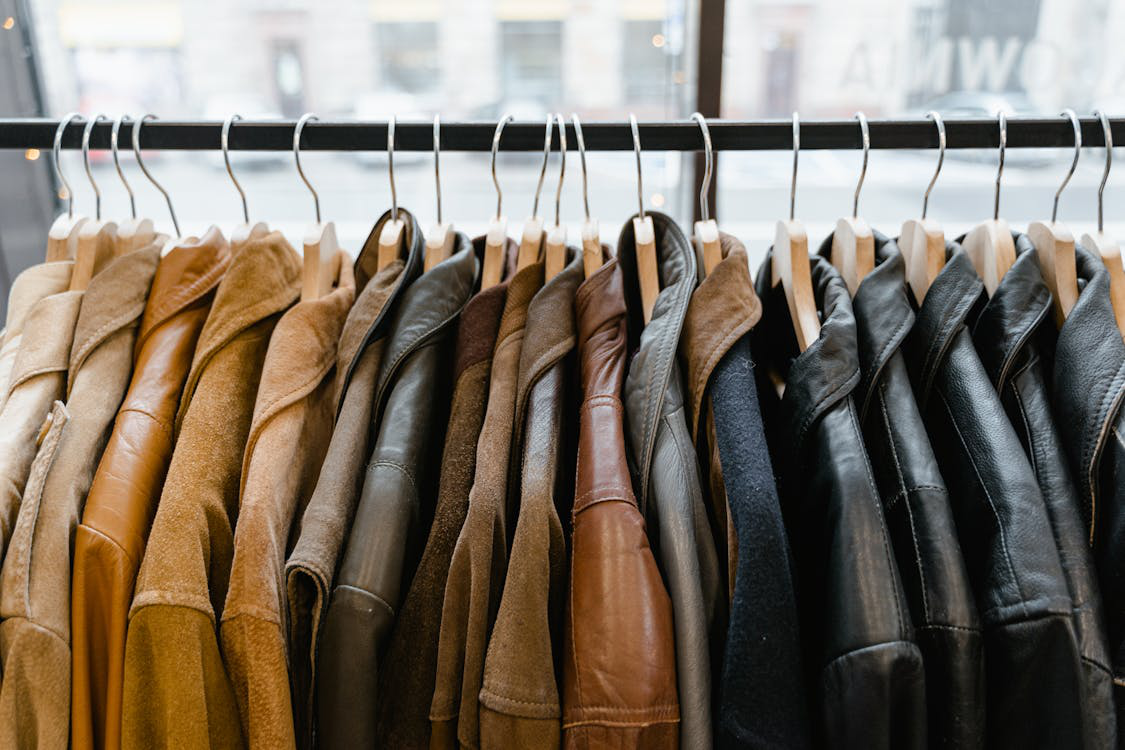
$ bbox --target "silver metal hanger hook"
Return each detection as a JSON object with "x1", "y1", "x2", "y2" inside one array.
[
  {"x1": 571, "y1": 113, "x2": 591, "y2": 222},
  {"x1": 221, "y1": 114, "x2": 250, "y2": 223},
  {"x1": 83, "y1": 114, "x2": 108, "y2": 221},
  {"x1": 993, "y1": 111, "x2": 1006, "y2": 221},
  {"x1": 852, "y1": 111, "x2": 869, "y2": 218},
  {"x1": 1052, "y1": 109, "x2": 1081, "y2": 224},
  {"x1": 691, "y1": 112, "x2": 713, "y2": 223},
  {"x1": 387, "y1": 115, "x2": 398, "y2": 222},
  {"x1": 922, "y1": 110, "x2": 945, "y2": 220},
  {"x1": 491, "y1": 113, "x2": 513, "y2": 220},
  {"x1": 433, "y1": 114, "x2": 443, "y2": 225},
  {"x1": 293, "y1": 113, "x2": 321, "y2": 224},
  {"x1": 630, "y1": 113, "x2": 645, "y2": 218},
  {"x1": 790, "y1": 112, "x2": 800, "y2": 222},
  {"x1": 111, "y1": 115, "x2": 137, "y2": 219},
  {"x1": 553, "y1": 113, "x2": 567, "y2": 228},
  {"x1": 133, "y1": 114, "x2": 180, "y2": 235},
  {"x1": 52, "y1": 112, "x2": 83, "y2": 219},
  {"x1": 531, "y1": 113, "x2": 553, "y2": 218},
  {"x1": 1095, "y1": 110, "x2": 1113, "y2": 233}
]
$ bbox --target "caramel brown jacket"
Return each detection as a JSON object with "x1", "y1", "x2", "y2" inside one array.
[
  {"x1": 374, "y1": 238, "x2": 517, "y2": 749},
  {"x1": 317, "y1": 237, "x2": 476, "y2": 748},
  {"x1": 285, "y1": 210, "x2": 421, "y2": 749},
  {"x1": 121, "y1": 232, "x2": 301, "y2": 749},
  {"x1": 219, "y1": 251, "x2": 355, "y2": 750},
  {"x1": 430, "y1": 258, "x2": 544, "y2": 749},
  {"x1": 479, "y1": 247, "x2": 584, "y2": 749},
  {"x1": 562, "y1": 255, "x2": 679, "y2": 749},
  {"x1": 0, "y1": 260, "x2": 72, "y2": 412},
  {"x1": 0, "y1": 242, "x2": 160, "y2": 750},
  {"x1": 71, "y1": 230, "x2": 231, "y2": 750}
]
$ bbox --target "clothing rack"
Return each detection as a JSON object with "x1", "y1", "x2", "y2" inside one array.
[{"x1": 1, "y1": 116, "x2": 1123, "y2": 152}]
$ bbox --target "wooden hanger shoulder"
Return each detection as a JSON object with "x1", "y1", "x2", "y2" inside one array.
[
  {"x1": 830, "y1": 215, "x2": 874, "y2": 295},
  {"x1": 1029, "y1": 220, "x2": 1077, "y2": 326},
  {"x1": 962, "y1": 218, "x2": 1015, "y2": 295},
  {"x1": 771, "y1": 219, "x2": 820, "y2": 351},
  {"x1": 633, "y1": 214, "x2": 660, "y2": 324},
  {"x1": 1082, "y1": 230, "x2": 1125, "y2": 337},
  {"x1": 377, "y1": 215, "x2": 405, "y2": 271},
  {"x1": 70, "y1": 220, "x2": 118, "y2": 292},
  {"x1": 517, "y1": 215, "x2": 544, "y2": 271},
  {"x1": 581, "y1": 218, "x2": 602, "y2": 279},
  {"x1": 693, "y1": 218, "x2": 722, "y2": 279},
  {"x1": 231, "y1": 220, "x2": 269, "y2": 249},
  {"x1": 424, "y1": 221, "x2": 456, "y2": 272},
  {"x1": 544, "y1": 224, "x2": 567, "y2": 282},
  {"x1": 115, "y1": 217, "x2": 156, "y2": 255},
  {"x1": 46, "y1": 214, "x2": 88, "y2": 262},
  {"x1": 480, "y1": 216, "x2": 507, "y2": 290},
  {"x1": 899, "y1": 217, "x2": 945, "y2": 306},
  {"x1": 302, "y1": 221, "x2": 341, "y2": 302}
]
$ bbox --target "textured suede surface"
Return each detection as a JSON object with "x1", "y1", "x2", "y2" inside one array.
[
  {"x1": 430, "y1": 259, "x2": 544, "y2": 750},
  {"x1": 0, "y1": 241, "x2": 160, "y2": 750},
  {"x1": 0, "y1": 260, "x2": 72, "y2": 412},
  {"x1": 479, "y1": 247, "x2": 584, "y2": 749},
  {"x1": 71, "y1": 230, "x2": 231, "y2": 750},
  {"x1": 121, "y1": 232, "x2": 300, "y2": 749},
  {"x1": 220, "y1": 253, "x2": 355, "y2": 750}
]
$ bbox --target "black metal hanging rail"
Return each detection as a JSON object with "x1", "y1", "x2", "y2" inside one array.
[{"x1": 0, "y1": 116, "x2": 1122, "y2": 152}]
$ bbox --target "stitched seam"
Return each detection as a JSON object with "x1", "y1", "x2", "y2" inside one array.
[
  {"x1": 793, "y1": 368, "x2": 858, "y2": 452},
  {"x1": 564, "y1": 704, "x2": 680, "y2": 714},
  {"x1": 1008, "y1": 377, "x2": 1038, "y2": 479},
  {"x1": 70, "y1": 304, "x2": 145, "y2": 377},
  {"x1": 116, "y1": 406, "x2": 173, "y2": 444},
  {"x1": 366, "y1": 460, "x2": 419, "y2": 494},
  {"x1": 1081, "y1": 654, "x2": 1115, "y2": 679},
  {"x1": 861, "y1": 312, "x2": 911, "y2": 421},
  {"x1": 916, "y1": 623, "x2": 981, "y2": 634},
  {"x1": 562, "y1": 718, "x2": 679, "y2": 730},
  {"x1": 937, "y1": 387, "x2": 1026, "y2": 612},
  {"x1": 333, "y1": 583, "x2": 396, "y2": 618},
  {"x1": 1085, "y1": 362, "x2": 1125, "y2": 543},
  {"x1": 995, "y1": 300, "x2": 1050, "y2": 392}
]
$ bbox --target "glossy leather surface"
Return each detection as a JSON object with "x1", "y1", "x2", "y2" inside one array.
[
  {"x1": 754, "y1": 252, "x2": 926, "y2": 750},
  {"x1": 561, "y1": 256, "x2": 679, "y2": 749}
]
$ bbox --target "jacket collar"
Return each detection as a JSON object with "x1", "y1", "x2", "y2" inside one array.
[
  {"x1": 903, "y1": 242, "x2": 985, "y2": 410},
  {"x1": 137, "y1": 227, "x2": 231, "y2": 350},
  {"x1": 373, "y1": 232, "x2": 478, "y2": 418},
  {"x1": 754, "y1": 252, "x2": 860, "y2": 453},
  {"x1": 968, "y1": 232, "x2": 1052, "y2": 390},
  {"x1": 495, "y1": 258, "x2": 544, "y2": 347},
  {"x1": 240, "y1": 253, "x2": 357, "y2": 495},
  {"x1": 1054, "y1": 244, "x2": 1125, "y2": 535},
  {"x1": 816, "y1": 231, "x2": 915, "y2": 422},
  {"x1": 3, "y1": 261, "x2": 72, "y2": 344},
  {"x1": 575, "y1": 251, "x2": 627, "y2": 399},
  {"x1": 680, "y1": 232, "x2": 760, "y2": 440},
  {"x1": 618, "y1": 211, "x2": 697, "y2": 506},
  {"x1": 178, "y1": 231, "x2": 301, "y2": 429},
  {"x1": 68, "y1": 240, "x2": 161, "y2": 394},
  {"x1": 334, "y1": 208, "x2": 424, "y2": 412},
  {"x1": 516, "y1": 245, "x2": 584, "y2": 414},
  {"x1": 5, "y1": 290, "x2": 84, "y2": 396}
]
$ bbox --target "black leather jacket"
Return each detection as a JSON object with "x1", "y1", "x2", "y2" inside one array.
[
  {"x1": 316, "y1": 233, "x2": 477, "y2": 748},
  {"x1": 754, "y1": 251, "x2": 926, "y2": 750},
  {"x1": 902, "y1": 242, "x2": 1085, "y2": 748},
  {"x1": 969, "y1": 233, "x2": 1116, "y2": 749},
  {"x1": 1051, "y1": 243, "x2": 1125, "y2": 740},
  {"x1": 820, "y1": 232, "x2": 984, "y2": 748}
]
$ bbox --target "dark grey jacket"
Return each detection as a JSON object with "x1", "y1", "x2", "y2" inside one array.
[
  {"x1": 754, "y1": 251, "x2": 926, "y2": 750},
  {"x1": 819, "y1": 232, "x2": 984, "y2": 748},
  {"x1": 618, "y1": 211, "x2": 720, "y2": 750},
  {"x1": 902, "y1": 242, "x2": 1086, "y2": 748},
  {"x1": 316, "y1": 233, "x2": 477, "y2": 749}
]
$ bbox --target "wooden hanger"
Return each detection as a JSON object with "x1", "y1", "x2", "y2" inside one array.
[
  {"x1": 425, "y1": 115, "x2": 457, "y2": 272},
  {"x1": 572, "y1": 114, "x2": 603, "y2": 279},
  {"x1": 293, "y1": 114, "x2": 341, "y2": 301},
  {"x1": 829, "y1": 112, "x2": 875, "y2": 294},
  {"x1": 377, "y1": 116, "x2": 405, "y2": 271},
  {"x1": 517, "y1": 114, "x2": 553, "y2": 271},
  {"x1": 45, "y1": 113, "x2": 88, "y2": 263},
  {"x1": 110, "y1": 116, "x2": 155, "y2": 255},
  {"x1": 1083, "y1": 110, "x2": 1125, "y2": 336},
  {"x1": 630, "y1": 114, "x2": 661, "y2": 324},
  {"x1": 70, "y1": 115, "x2": 119, "y2": 292},
  {"x1": 899, "y1": 111, "x2": 947, "y2": 306},
  {"x1": 222, "y1": 114, "x2": 270, "y2": 250},
  {"x1": 544, "y1": 114, "x2": 568, "y2": 282},
  {"x1": 690, "y1": 113, "x2": 722, "y2": 279},
  {"x1": 963, "y1": 111, "x2": 1016, "y2": 295},
  {"x1": 771, "y1": 113, "x2": 821, "y2": 352},
  {"x1": 481, "y1": 114, "x2": 514, "y2": 290},
  {"x1": 1030, "y1": 110, "x2": 1082, "y2": 326}
]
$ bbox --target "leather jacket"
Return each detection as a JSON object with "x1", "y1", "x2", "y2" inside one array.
[
  {"x1": 618, "y1": 211, "x2": 721, "y2": 750},
  {"x1": 754, "y1": 252, "x2": 926, "y2": 750},
  {"x1": 902, "y1": 243, "x2": 1085, "y2": 747},
  {"x1": 820, "y1": 232, "x2": 984, "y2": 748},
  {"x1": 1052, "y1": 243, "x2": 1125, "y2": 738},
  {"x1": 561, "y1": 254, "x2": 679, "y2": 748},
  {"x1": 317, "y1": 235, "x2": 477, "y2": 748}
]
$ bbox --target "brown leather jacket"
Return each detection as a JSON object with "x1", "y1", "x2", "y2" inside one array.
[
  {"x1": 561, "y1": 256, "x2": 679, "y2": 748},
  {"x1": 71, "y1": 230, "x2": 230, "y2": 750}
]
